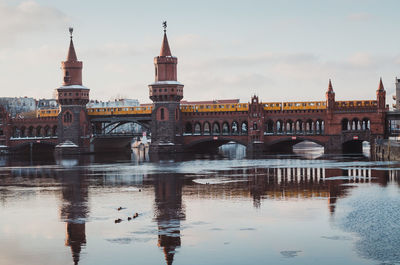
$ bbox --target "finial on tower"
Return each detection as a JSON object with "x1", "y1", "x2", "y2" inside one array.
[
  {"x1": 69, "y1": 27, "x2": 74, "y2": 39},
  {"x1": 162, "y1": 21, "x2": 167, "y2": 33}
]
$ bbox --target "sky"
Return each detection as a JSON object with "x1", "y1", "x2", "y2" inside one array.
[{"x1": 0, "y1": 0, "x2": 399, "y2": 104}]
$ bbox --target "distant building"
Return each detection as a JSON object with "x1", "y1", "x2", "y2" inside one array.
[
  {"x1": 0, "y1": 97, "x2": 36, "y2": 117},
  {"x1": 37, "y1": 99, "x2": 58, "y2": 109},
  {"x1": 87, "y1": 98, "x2": 139, "y2": 108},
  {"x1": 87, "y1": 99, "x2": 142, "y2": 134}
]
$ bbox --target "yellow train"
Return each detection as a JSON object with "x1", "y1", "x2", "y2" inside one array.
[
  {"x1": 262, "y1": 102, "x2": 282, "y2": 111},
  {"x1": 36, "y1": 99, "x2": 379, "y2": 118},
  {"x1": 87, "y1": 106, "x2": 153, "y2": 116},
  {"x1": 282, "y1": 101, "x2": 326, "y2": 110},
  {"x1": 180, "y1": 103, "x2": 248, "y2": 113},
  {"x1": 37, "y1": 109, "x2": 59, "y2": 118},
  {"x1": 335, "y1": 100, "x2": 377, "y2": 108}
]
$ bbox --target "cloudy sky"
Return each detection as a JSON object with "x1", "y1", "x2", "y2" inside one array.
[{"x1": 0, "y1": 0, "x2": 399, "y2": 104}]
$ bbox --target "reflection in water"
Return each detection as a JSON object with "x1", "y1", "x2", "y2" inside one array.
[
  {"x1": 152, "y1": 174, "x2": 185, "y2": 265},
  {"x1": 60, "y1": 167, "x2": 89, "y2": 265},
  {"x1": 0, "y1": 148, "x2": 400, "y2": 265}
]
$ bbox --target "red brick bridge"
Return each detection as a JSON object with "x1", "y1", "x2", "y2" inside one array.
[{"x1": 0, "y1": 27, "x2": 388, "y2": 155}]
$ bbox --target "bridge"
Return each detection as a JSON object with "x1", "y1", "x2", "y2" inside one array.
[{"x1": 0, "y1": 26, "x2": 389, "y2": 155}]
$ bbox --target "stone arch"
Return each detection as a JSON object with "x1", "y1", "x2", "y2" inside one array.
[
  {"x1": 352, "y1": 118, "x2": 360, "y2": 130},
  {"x1": 362, "y1": 118, "x2": 370, "y2": 130},
  {"x1": 44, "y1": 126, "x2": 51, "y2": 137},
  {"x1": 194, "y1": 122, "x2": 201, "y2": 135},
  {"x1": 13, "y1": 127, "x2": 19, "y2": 138},
  {"x1": 266, "y1": 120, "x2": 274, "y2": 134},
  {"x1": 306, "y1": 119, "x2": 314, "y2": 134},
  {"x1": 286, "y1": 120, "x2": 294, "y2": 134},
  {"x1": 276, "y1": 120, "x2": 283, "y2": 134},
  {"x1": 36, "y1": 126, "x2": 42, "y2": 137},
  {"x1": 184, "y1": 122, "x2": 193, "y2": 134},
  {"x1": 316, "y1": 119, "x2": 324, "y2": 134},
  {"x1": 222, "y1": 122, "x2": 230, "y2": 135},
  {"x1": 295, "y1": 119, "x2": 303, "y2": 134},
  {"x1": 342, "y1": 118, "x2": 349, "y2": 131},
  {"x1": 203, "y1": 122, "x2": 211, "y2": 135},
  {"x1": 241, "y1": 121, "x2": 248, "y2": 135},
  {"x1": 52, "y1": 126, "x2": 58, "y2": 136},
  {"x1": 212, "y1": 122, "x2": 221, "y2": 135},
  {"x1": 20, "y1": 126, "x2": 26, "y2": 137},
  {"x1": 28, "y1": 126, "x2": 34, "y2": 137},
  {"x1": 231, "y1": 121, "x2": 239, "y2": 135}
]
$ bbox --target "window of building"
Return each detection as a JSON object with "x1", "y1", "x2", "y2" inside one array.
[{"x1": 160, "y1": 108, "x2": 165, "y2": 120}]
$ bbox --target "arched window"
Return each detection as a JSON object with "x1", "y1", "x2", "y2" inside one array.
[
  {"x1": 184, "y1": 122, "x2": 192, "y2": 134},
  {"x1": 160, "y1": 108, "x2": 165, "y2": 120},
  {"x1": 222, "y1": 122, "x2": 230, "y2": 134},
  {"x1": 232, "y1": 121, "x2": 239, "y2": 134},
  {"x1": 63, "y1": 112, "x2": 72, "y2": 123},
  {"x1": 213, "y1": 122, "x2": 220, "y2": 135},
  {"x1": 194, "y1": 123, "x2": 201, "y2": 135},
  {"x1": 241, "y1": 122, "x2": 248, "y2": 135},
  {"x1": 204, "y1": 122, "x2": 211, "y2": 135}
]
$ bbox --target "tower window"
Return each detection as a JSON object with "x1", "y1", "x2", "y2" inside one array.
[
  {"x1": 63, "y1": 111, "x2": 72, "y2": 123},
  {"x1": 155, "y1": 67, "x2": 157, "y2": 76},
  {"x1": 160, "y1": 108, "x2": 165, "y2": 120}
]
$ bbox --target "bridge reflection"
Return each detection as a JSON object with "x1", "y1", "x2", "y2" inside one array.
[{"x1": 0, "y1": 157, "x2": 399, "y2": 264}]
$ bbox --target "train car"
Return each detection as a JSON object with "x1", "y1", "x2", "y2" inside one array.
[
  {"x1": 180, "y1": 103, "x2": 248, "y2": 113},
  {"x1": 37, "y1": 109, "x2": 59, "y2": 118},
  {"x1": 336, "y1": 100, "x2": 377, "y2": 108},
  {"x1": 282, "y1": 101, "x2": 326, "y2": 111},
  {"x1": 87, "y1": 106, "x2": 153, "y2": 116},
  {"x1": 262, "y1": 102, "x2": 282, "y2": 111}
]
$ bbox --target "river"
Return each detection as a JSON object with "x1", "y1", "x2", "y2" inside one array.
[{"x1": 0, "y1": 144, "x2": 399, "y2": 265}]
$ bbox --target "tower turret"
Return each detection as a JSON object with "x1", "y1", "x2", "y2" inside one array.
[
  {"x1": 56, "y1": 28, "x2": 91, "y2": 153},
  {"x1": 148, "y1": 22, "x2": 183, "y2": 153},
  {"x1": 326, "y1": 79, "x2": 335, "y2": 110},
  {"x1": 377, "y1": 77, "x2": 386, "y2": 110},
  {"x1": 149, "y1": 22, "x2": 183, "y2": 102}
]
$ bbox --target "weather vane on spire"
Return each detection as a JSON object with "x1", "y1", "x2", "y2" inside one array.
[
  {"x1": 69, "y1": 27, "x2": 73, "y2": 39},
  {"x1": 162, "y1": 21, "x2": 167, "y2": 33}
]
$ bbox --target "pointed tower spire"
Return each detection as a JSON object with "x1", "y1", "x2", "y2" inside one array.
[
  {"x1": 378, "y1": 77, "x2": 385, "y2": 91},
  {"x1": 160, "y1": 21, "x2": 172, "y2": 56},
  {"x1": 67, "y1": 27, "x2": 78, "y2": 62},
  {"x1": 328, "y1": 79, "x2": 333, "y2": 93}
]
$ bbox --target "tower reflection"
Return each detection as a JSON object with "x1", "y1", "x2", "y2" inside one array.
[
  {"x1": 60, "y1": 166, "x2": 89, "y2": 265},
  {"x1": 153, "y1": 174, "x2": 185, "y2": 265}
]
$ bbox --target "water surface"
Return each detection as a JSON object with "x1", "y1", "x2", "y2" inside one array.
[{"x1": 0, "y1": 146, "x2": 399, "y2": 265}]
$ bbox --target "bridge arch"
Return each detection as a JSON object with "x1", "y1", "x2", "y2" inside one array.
[
  {"x1": 194, "y1": 122, "x2": 201, "y2": 135},
  {"x1": 222, "y1": 121, "x2": 230, "y2": 135},
  {"x1": 184, "y1": 122, "x2": 193, "y2": 134},
  {"x1": 203, "y1": 122, "x2": 211, "y2": 135},
  {"x1": 241, "y1": 121, "x2": 248, "y2": 135},
  {"x1": 212, "y1": 122, "x2": 221, "y2": 135},
  {"x1": 266, "y1": 120, "x2": 274, "y2": 134},
  {"x1": 267, "y1": 136, "x2": 326, "y2": 153},
  {"x1": 231, "y1": 121, "x2": 239, "y2": 135},
  {"x1": 185, "y1": 136, "x2": 248, "y2": 152}
]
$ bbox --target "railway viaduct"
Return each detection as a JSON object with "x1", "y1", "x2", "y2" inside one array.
[{"x1": 0, "y1": 26, "x2": 387, "y2": 155}]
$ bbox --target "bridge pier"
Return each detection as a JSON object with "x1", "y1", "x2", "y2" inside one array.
[{"x1": 246, "y1": 142, "x2": 266, "y2": 155}]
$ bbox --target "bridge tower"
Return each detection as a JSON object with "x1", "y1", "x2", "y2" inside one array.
[
  {"x1": 55, "y1": 28, "x2": 90, "y2": 153},
  {"x1": 377, "y1": 77, "x2": 386, "y2": 111},
  {"x1": 247, "y1": 95, "x2": 265, "y2": 153},
  {"x1": 148, "y1": 22, "x2": 184, "y2": 153}
]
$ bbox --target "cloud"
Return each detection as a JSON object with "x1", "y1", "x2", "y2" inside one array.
[{"x1": 0, "y1": 0, "x2": 69, "y2": 46}]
